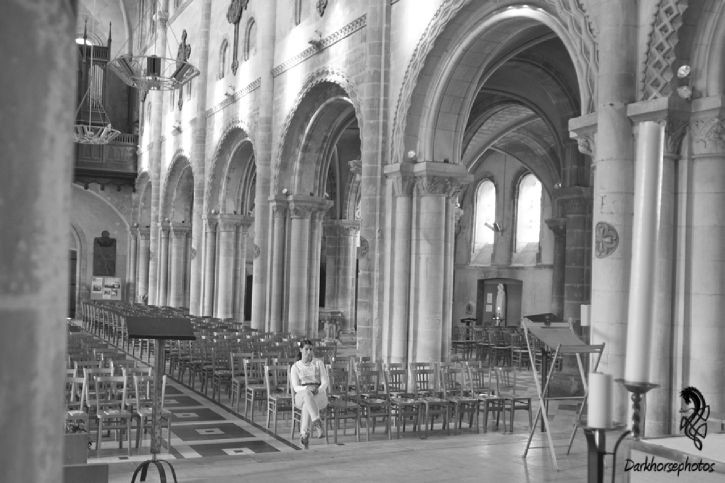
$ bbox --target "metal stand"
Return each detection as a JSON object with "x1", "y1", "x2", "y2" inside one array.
[
  {"x1": 132, "y1": 339, "x2": 178, "y2": 483},
  {"x1": 584, "y1": 380, "x2": 657, "y2": 483}
]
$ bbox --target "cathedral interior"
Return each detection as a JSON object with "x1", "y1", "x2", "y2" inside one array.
[{"x1": 2, "y1": 0, "x2": 725, "y2": 481}]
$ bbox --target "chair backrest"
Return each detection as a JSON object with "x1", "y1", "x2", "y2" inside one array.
[
  {"x1": 83, "y1": 366, "x2": 114, "y2": 408},
  {"x1": 409, "y1": 362, "x2": 439, "y2": 395},
  {"x1": 383, "y1": 364, "x2": 409, "y2": 396},
  {"x1": 327, "y1": 363, "x2": 352, "y2": 398},
  {"x1": 65, "y1": 376, "x2": 85, "y2": 410},
  {"x1": 354, "y1": 360, "x2": 383, "y2": 396},
  {"x1": 439, "y1": 364, "x2": 467, "y2": 397},
  {"x1": 243, "y1": 357, "x2": 268, "y2": 385},
  {"x1": 93, "y1": 375, "x2": 127, "y2": 412},
  {"x1": 465, "y1": 363, "x2": 490, "y2": 396},
  {"x1": 491, "y1": 366, "x2": 518, "y2": 396},
  {"x1": 131, "y1": 374, "x2": 167, "y2": 410},
  {"x1": 264, "y1": 364, "x2": 290, "y2": 397}
]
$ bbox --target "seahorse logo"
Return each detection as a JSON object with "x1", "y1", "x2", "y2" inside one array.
[{"x1": 680, "y1": 386, "x2": 709, "y2": 451}]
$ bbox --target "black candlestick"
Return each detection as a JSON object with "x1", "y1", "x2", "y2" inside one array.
[{"x1": 615, "y1": 379, "x2": 659, "y2": 439}]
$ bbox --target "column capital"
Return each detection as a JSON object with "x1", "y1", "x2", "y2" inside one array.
[
  {"x1": 136, "y1": 226, "x2": 151, "y2": 239},
  {"x1": 203, "y1": 215, "x2": 218, "y2": 230},
  {"x1": 324, "y1": 219, "x2": 360, "y2": 236},
  {"x1": 412, "y1": 161, "x2": 472, "y2": 197},
  {"x1": 545, "y1": 217, "x2": 568, "y2": 238},
  {"x1": 170, "y1": 223, "x2": 191, "y2": 237},
  {"x1": 552, "y1": 186, "x2": 592, "y2": 216},
  {"x1": 383, "y1": 161, "x2": 416, "y2": 197},
  {"x1": 627, "y1": 97, "x2": 690, "y2": 155},
  {"x1": 268, "y1": 196, "x2": 289, "y2": 217},
  {"x1": 689, "y1": 95, "x2": 725, "y2": 157},
  {"x1": 217, "y1": 213, "x2": 244, "y2": 232},
  {"x1": 568, "y1": 112, "x2": 597, "y2": 158},
  {"x1": 288, "y1": 195, "x2": 332, "y2": 219}
]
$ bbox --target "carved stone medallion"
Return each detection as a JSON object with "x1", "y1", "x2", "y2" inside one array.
[{"x1": 595, "y1": 222, "x2": 619, "y2": 258}]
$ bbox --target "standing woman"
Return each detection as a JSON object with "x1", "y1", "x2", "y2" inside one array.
[{"x1": 290, "y1": 339, "x2": 329, "y2": 448}]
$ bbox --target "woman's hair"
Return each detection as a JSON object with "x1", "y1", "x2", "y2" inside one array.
[{"x1": 296, "y1": 338, "x2": 314, "y2": 360}]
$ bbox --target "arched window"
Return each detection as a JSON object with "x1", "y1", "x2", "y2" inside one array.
[
  {"x1": 515, "y1": 173, "x2": 542, "y2": 252},
  {"x1": 218, "y1": 38, "x2": 228, "y2": 79},
  {"x1": 244, "y1": 18, "x2": 257, "y2": 61},
  {"x1": 294, "y1": 0, "x2": 302, "y2": 25},
  {"x1": 472, "y1": 179, "x2": 496, "y2": 260}
]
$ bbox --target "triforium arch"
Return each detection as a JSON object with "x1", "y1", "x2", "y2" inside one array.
[
  {"x1": 200, "y1": 124, "x2": 257, "y2": 320},
  {"x1": 132, "y1": 171, "x2": 153, "y2": 304},
  {"x1": 271, "y1": 73, "x2": 363, "y2": 338}
]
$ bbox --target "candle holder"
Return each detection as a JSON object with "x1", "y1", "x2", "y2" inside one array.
[{"x1": 615, "y1": 379, "x2": 659, "y2": 439}]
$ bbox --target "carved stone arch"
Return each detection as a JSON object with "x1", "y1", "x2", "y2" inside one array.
[
  {"x1": 220, "y1": 139, "x2": 256, "y2": 215},
  {"x1": 161, "y1": 152, "x2": 194, "y2": 223},
  {"x1": 688, "y1": 1, "x2": 725, "y2": 97},
  {"x1": 273, "y1": 67, "x2": 364, "y2": 196},
  {"x1": 391, "y1": 0, "x2": 597, "y2": 166},
  {"x1": 206, "y1": 121, "x2": 253, "y2": 214},
  {"x1": 344, "y1": 162, "x2": 362, "y2": 221}
]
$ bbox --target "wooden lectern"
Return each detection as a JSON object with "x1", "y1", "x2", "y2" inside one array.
[{"x1": 126, "y1": 317, "x2": 195, "y2": 483}]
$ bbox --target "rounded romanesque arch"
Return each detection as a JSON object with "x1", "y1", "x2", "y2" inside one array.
[
  {"x1": 205, "y1": 122, "x2": 254, "y2": 214},
  {"x1": 160, "y1": 153, "x2": 194, "y2": 224},
  {"x1": 273, "y1": 68, "x2": 364, "y2": 196},
  {"x1": 134, "y1": 171, "x2": 152, "y2": 227},
  {"x1": 391, "y1": 0, "x2": 596, "y2": 168}
]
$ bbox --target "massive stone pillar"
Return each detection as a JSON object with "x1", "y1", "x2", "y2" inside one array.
[
  {"x1": 168, "y1": 224, "x2": 190, "y2": 308},
  {"x1": 287, "y1": 198, "x2": 313, "y2": 336},
  {"x1": 307, "y1": 203, "x2": 332, "y2": 336},
  {"x1": 147, "y1": 2, "x2": 169, "y2": 306},
  {"x1": 0, "y1": 3, "x2": 75, "y2": 480},
  {"x1": 251, "y1": 0, "x2": 276, "y2": 329},
  {"x1": 323, "y1": 220, "x2": 360, "y2": 332},
  {"x1": 201, "y1": 216, "x2": 217, "y2": 317},
  {"x1": 188, "y1": 0, "x2": 213, "y2": 316},
  {"x1": 157, "y1": 222, "x2": 170, "y2": 306},
  {"x1": 267, "y1": 198, "x2": 287, "y2": 333},
  {"x1": 570, "y1": 0, "x2": 636, "y2": 422},
  {"x1": 215, "y1": 214, "x2": 242, "y2": 319},
  {"x1": 136, "y1": 227, "x2": 151, "y2": 303},
  {"x1": 680, "y1": 99, "x2": 725, "y2": 429},
  {"x1": 383, "y1": 162, "x2": 414, "y2": 363},
  {"x1": 408, "y1": 163, "x2": 470, "y2": 363}
]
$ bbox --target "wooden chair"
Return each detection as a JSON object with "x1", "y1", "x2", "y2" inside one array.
[
  {"x1": 353, "y1": 361, "x2": 391, "y2": 440},
  {"x1": 230, "y1": 352, "x2": 253, "y2": 412},
  {"x1": 326, "y1": 362, "x2": 361, "y2": 443},
  {"x1": 264, "y1": 364, "x2": 294, "y2": 435},
  {"x1": 439, "y1": 363, "x2": 479, "y2": 433},
  {"x1": 243, "y1": 357, "x2": 268, "y2": 420},
  {"x1": 383, "y1": 363, "x2": 420, "y2": 439},
  {"x1": 65, "y1": 376, "x2": 89, "y2": 432},
  {"x1": 129, "y1": 374, "x2": 172, "y2": 450},
  {"x1": 409, "y1": 362, "x2": 449, "y2": 436},
  {"x1": 93, "y1": 375, "x2": 133, "y2": 456},
  {"x1": 491, "y1": 366, "x2": 533, "y2": 433}
]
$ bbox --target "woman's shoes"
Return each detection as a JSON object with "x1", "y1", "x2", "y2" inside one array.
[
  {"x1": 312, "y1": 419, "x2": 325, "y2": 439},
  {"x1": 300, "y1": 431, "x2": 310, "y2": 449}
]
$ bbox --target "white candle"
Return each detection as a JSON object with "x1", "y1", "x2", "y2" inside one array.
[
  {"x1": 580, "y1": 304, "x2": 590, "y2": 327},
  {"x1": 624, "y1": 121, "x2": 663, "y2": 383},
  {"x1": 588, "y1": 372, "x2": 612, "y2": 429}
]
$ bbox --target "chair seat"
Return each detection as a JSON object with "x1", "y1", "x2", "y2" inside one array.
[
  {"x1": 135, "y1": 407, "x2": 172, "y2": 418},
  {"x1": 98, "y1": 409, "x2": 132, "y2": 418},
  {"x1": 66, "y1": 410, "x2": 88, "y2": 419}
]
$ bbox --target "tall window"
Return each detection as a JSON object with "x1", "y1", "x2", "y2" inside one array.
[
  {"x1": 244, "y1": 18, "x2": 257, "y2": 61},
  {"x1": 218, "y1": 39, "x2": 228, "y2": 79},
  {"x1": 473, "y1": 179, "x2": 496, "y2": 252},
  {"x1": 294, "y1": 0, "x2": 302, "y2": 25},
  {"x1": 515, "y1": 173, "x2": 542, "y2": 252}
]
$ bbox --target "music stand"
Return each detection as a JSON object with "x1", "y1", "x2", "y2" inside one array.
[
  {"x1": 126, "y1": 317, "x2": 195, "y2": 483},
  {"x1": 520, "y1": 316, "x2": 604, "y2": 471}
]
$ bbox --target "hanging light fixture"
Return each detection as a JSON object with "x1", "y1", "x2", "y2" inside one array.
[
  {"x1": 73, "y1": 21, "x2": 121, "y2": 145},
  {"x1": 107, "y1": 9, "x2": 199, "y2": 92}
]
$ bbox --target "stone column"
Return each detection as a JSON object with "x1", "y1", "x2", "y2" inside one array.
[
  {"x1": 147, "y1": 2, "x2": 169, "y2": 306},
  {"x1": 408, "y1": 163, "x2": 471, "y2": 362},
  {"x1": 569, "y1": 0, "x2": 636, "y2": 422},
  {"x1": 267, "y1": 198, "x2": 288, "y2": 333},
  {"x1": 168, "y1": 223, "x2": 190, "y2": 308},
  {"x1": 188, "y1": 0, "x2": 213, "y2": 316},
  {"x1": 0, "y1": 3, "x2": 75, "y2": 479},
  {"x1": 680, "y1": 99, "x2": 725, "y2": 428},
  {"x1": 127, "y1": 225, "x2": 138, "y2": 302},
  {"x1": 383, "y1": 162, "x2": 415, "y2": 363},
  {"x1": 136, "y1": 227, "x2": 151, "y2": 303},
  {"x1": 156, "y1": 221, "x2": 170, "y2": 306},
  {"x1": 545, "y1": 217, "x2": 567, "y2": 318},
  {"x1": 234, "y1": 216, "x2": 253, "y2": 323},
  {"x1": 215, "y1": 214, "x2": 242, "y2": 319},
  {"x1": 201, "y1": 216, "x2": 217, "y2": 317},
  {"x1": 250, "y1": 0, "x2": 276, "y2": 332},
  {"x1": 287, "y1": 198, "x2": 314, "y2": 336},
  {"x1": 323, "y1": 220, "x2": 360, "y2": 332},
  {"x1": 307, "y1": 202, "x2": 332, "y2": 336}
]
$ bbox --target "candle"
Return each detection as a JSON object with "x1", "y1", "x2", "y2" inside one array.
[
  {"x1": 588, "y1": 372, "x2": 612, "y2": 428},
  {"x1": 624, "y1": 121, "x2": 663, "y2": 383},
  {"x1": 580, "y1": 304, "x2": 590, "y2": 327}
]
